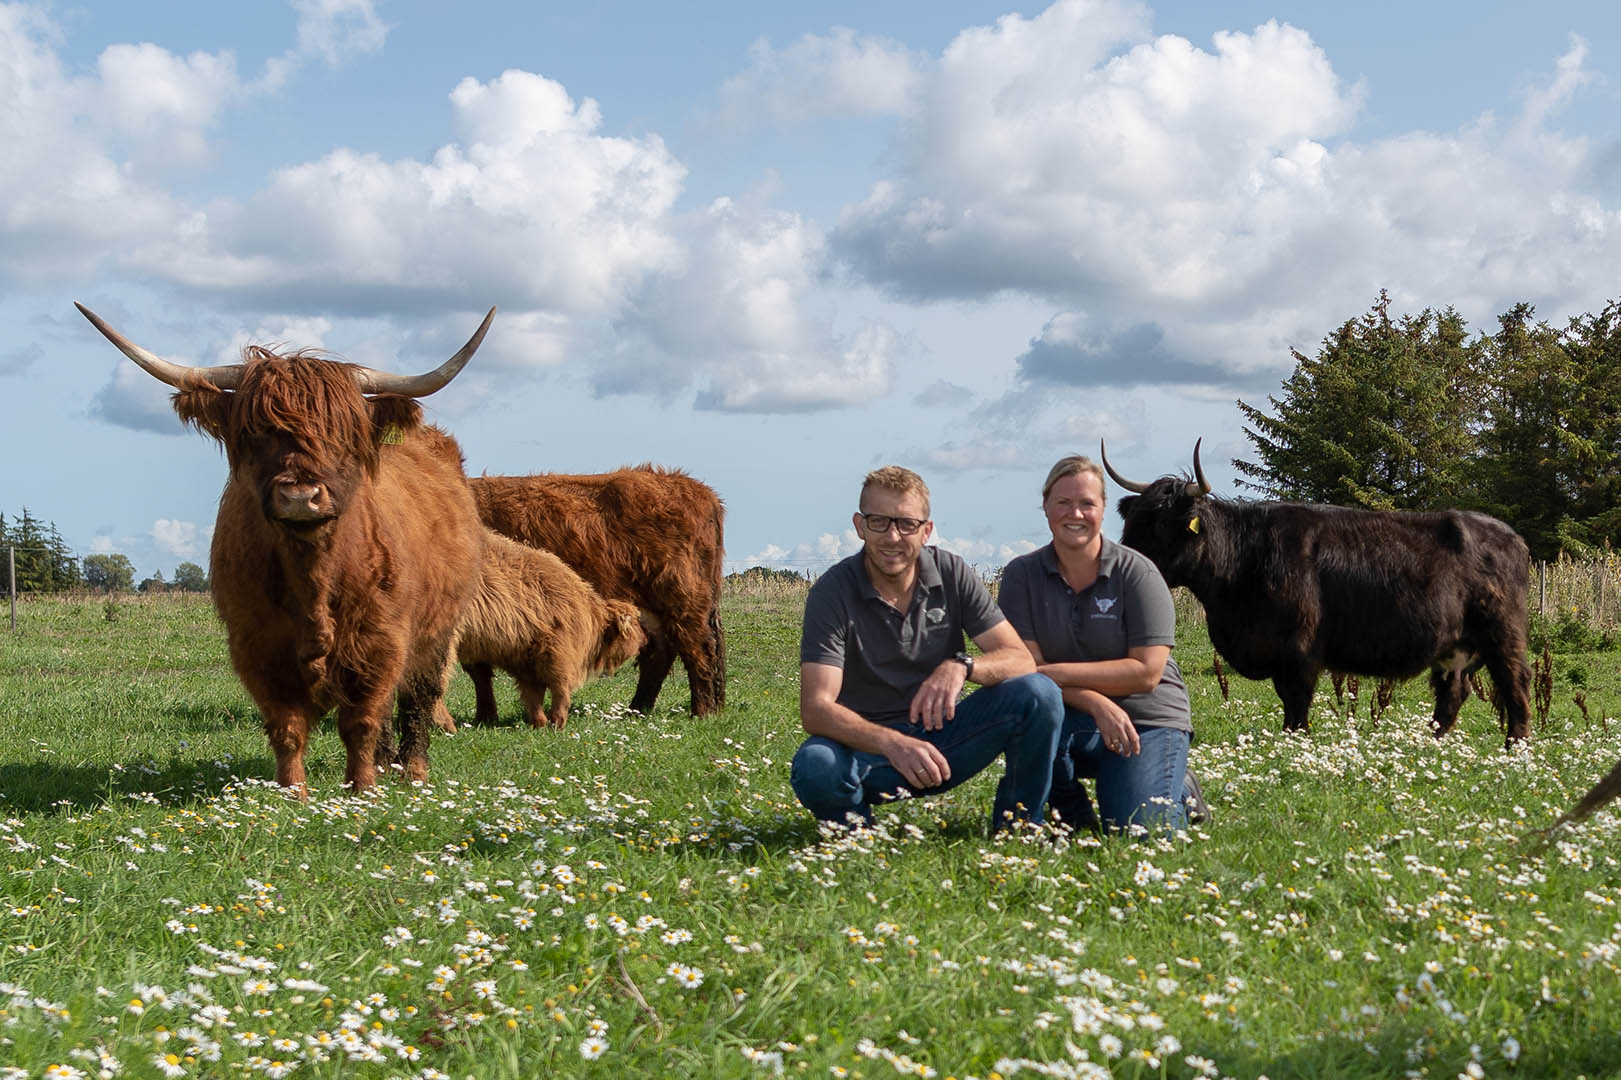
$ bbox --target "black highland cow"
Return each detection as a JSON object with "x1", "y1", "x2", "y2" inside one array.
[{"x1": 1103, "y1": 440, "x2": 1532, "y2": 747}]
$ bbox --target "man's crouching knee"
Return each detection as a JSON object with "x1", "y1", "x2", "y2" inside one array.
[
  {"x1": 790, "y1": 736, "x2": 867, "y2": 824},
  {"x1": 1002, "y1": 671, "x2": 1065, "y2": 729}
]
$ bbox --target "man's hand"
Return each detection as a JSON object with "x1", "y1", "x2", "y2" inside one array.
[
  {"x1": 885, "y1": 735, "x2": 951, "y2": 792},
  {"x1": 909, "y1": 660, "x2": 968, "y2": 730}
]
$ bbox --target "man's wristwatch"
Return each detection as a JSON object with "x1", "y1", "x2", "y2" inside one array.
[{"x1": 950, "y1": 651, "x2": 975, "y2": 682}]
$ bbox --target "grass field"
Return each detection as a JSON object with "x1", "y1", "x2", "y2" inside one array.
[{"x1": 2, "y1": 585, "x2": 1620, "y2": 1079}]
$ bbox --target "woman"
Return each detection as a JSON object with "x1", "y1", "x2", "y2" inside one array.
[{"x1": 998, "y1": 455, "x2": 1207, "y2": 834}]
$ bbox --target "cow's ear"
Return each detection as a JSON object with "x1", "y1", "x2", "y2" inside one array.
[
  {"x1": 1117, "y1": 495, "x2": 1138, "y2": 518},
  {"x1": 604, "y1": 608, "x2": 638, "y2": 649},
  {"x1": 173, "y1": 387, "x2": 231, "y2": 444},
  {"x1": 368, "y1": 395, "x2": 423, "y2": 445}
]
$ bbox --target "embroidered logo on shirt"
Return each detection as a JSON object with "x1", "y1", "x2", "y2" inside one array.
[
  {"x1": 1094, "y1": 597, "x2": 1117, "y2": 613},
  {"x1": 925, "y1": 607, "x2": 946, "y2": 625}
]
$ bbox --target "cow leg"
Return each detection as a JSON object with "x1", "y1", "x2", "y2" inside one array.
[
  {"x1": 547, "y1": 686, "x2": 572, "y2": 730},
  {"x1": 630, "y1": 631, "x2": 677, "y2": 714},
  {"x1": 431, "y1": 653, "x2": 459, "y2": 733},
  {"x1": 1273, "y1": 666, "x2": 1319, "y2": 733},
  {"x1": 1429, "y1": 666, "x2": 1471, "y2": 737},
  {"x1": 708, "y1": 603, "x2": 727, "y2": 709},
  {"x1": 373, "y1": 710, "x2": 399, "y2": 771},
  {"x1": 681, "y1": 656, "x2": 718, "y2": 715},
  {"x1": 685, "y1": 603, "x2": 727, "y2": 714},
  {"x1": 392, "y1": 665, "x2": 446, "y2": 784},
  {"x1": 260, "y1": 704, "x2": 314, "y2": 799},
  {"x1": 465, "y1": 662, "x2": 500, "y2": 726},
  {"x1": 518, "y1": 684, "x2": 548, "y2": 728},
  {"x1": 666, "y1": 606, "x2": 724, "y2": 717},
  {"x1": 335, "y1": 691, "x2": 394, "y2": 792},
  {"x1": 1484, "y1": 649, "x2": 1533, "y2": 746},
  {"x1": 432, "y1": 700, "x2": 458, "y2": 735}
]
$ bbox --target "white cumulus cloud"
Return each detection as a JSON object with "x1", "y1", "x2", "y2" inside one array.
[
  {"x1": 744, "y1": 528, "x2": 862, "y2": 572},
  {"x1": 144, "y1": 69, "x2": 685, "y2": 318},
  {"x1": 607, "y1": 197, "x2": 902, "y2": 411},
  {"x1": 712, "y1": 26, "x2": 923, "y2": 132},
  {"x1": 0, "y1": 1, "x2": 389, "y2": 284},
  {"x1": 151, "y1": 518, "x2": 202, "y2": 559}
]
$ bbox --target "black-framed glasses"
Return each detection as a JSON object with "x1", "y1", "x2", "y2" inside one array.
[{"x1": 858, "y1": 512, "x2": 926, "y2": 536}]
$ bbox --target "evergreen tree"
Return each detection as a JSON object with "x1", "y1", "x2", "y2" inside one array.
[
  {"x1": 1234, "y1": 291, "x2": 1479, "y2": 510},
  {"x1": 1471, "y1": 303, "x2": 1579, "y2": 562},
  {"x1": 10, "y1": 508, "x2": 52, "y2": 592},
  {"x1": 46, "y1": 523, "x2": 81, "y2": 590},
  {"x1": 1, "y1": 509, "x2": 82, "y2": 592}
]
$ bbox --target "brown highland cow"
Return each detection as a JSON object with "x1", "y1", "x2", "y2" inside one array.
[
  {"x1": 439, "y1": 530, "x2": 647, "y2": 731},
  {"x1": 76, "y1": 302, "x2": 493, "y2": 795},
  {"x1": 467, "y1": 467, "x2": 726, "y2": 719}
]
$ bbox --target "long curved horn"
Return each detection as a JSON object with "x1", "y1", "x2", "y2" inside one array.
[
  {"x1": 77, "y1": 302, "x2": 497, "y2": 398},
  {"x1": 1099, "y1": 440, "x2": 1150, "y2": 494},
  {"x1": 76, "y1": 302, "x2": 244, "y2": 390},
  {"x1": 350, "y1": 307, "x2": 496, "y2": 397},
  {"x1": 1189, "y1": 438, "x2": 1211, "y2": 496}
]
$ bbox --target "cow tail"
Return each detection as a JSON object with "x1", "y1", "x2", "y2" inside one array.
[{"x1": 710, "y1": 500, "x2": 727, "y2": 707}]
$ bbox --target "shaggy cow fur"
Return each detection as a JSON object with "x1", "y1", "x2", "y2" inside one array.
[
  {"x1": 163, "y1": 349, "x2": 481, "y2": 794},
  {"x1": 466, "y1": 466, "x2": 726, "y2": 719},
  {"x1": 437, "y1": 531, "x2": 646, "y2": 731}
]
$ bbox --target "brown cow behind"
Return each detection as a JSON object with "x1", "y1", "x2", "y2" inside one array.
[
  {"x1": 467, "y1": 467, "x2": 725, "y2": 719},
  {"x1": 438, "y1": 531, "x2": 647, "y2": 731},
  {"x1": 77, "y1": 303, "x2": 492, "y2": 795}
]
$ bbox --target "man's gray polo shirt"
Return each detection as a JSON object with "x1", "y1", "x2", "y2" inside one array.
[
  {"x1": 801, "y1": 547, "x2": 1004, "y2": 727},
  {"x1": 998, "y1": 539, "x2": 1191, "y2": 732}
]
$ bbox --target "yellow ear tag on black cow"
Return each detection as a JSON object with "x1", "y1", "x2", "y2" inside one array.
[
  {"x1": 379, "y1": 423, "x2": 404, "y2": 445},
  {"x1": 1187, "y1": 516, "x2": 1200, "y2": 535}
]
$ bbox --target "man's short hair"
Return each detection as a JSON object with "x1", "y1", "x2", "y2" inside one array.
[
  {"x1": 1041, "y1": 455, "x2": 1106, "y2": 502},
  {"x1": 861, "y1": 465, "x2": 931, "y2": 518}
]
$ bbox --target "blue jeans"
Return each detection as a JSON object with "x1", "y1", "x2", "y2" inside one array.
[
  {"x1": 1049, "y1": 708, "x2": 1192, "y2": 835},
  {"x1": 790, "y1": 673, "x2": 1063, "y2": 833}
]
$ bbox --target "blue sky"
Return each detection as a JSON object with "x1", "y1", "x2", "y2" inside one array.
[{"x1": 6, "y1": 0, "x2": 1621, "y2": 580}]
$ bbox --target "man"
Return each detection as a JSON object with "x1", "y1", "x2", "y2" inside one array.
[{"x1": 790, "y1": 466, "x2": 1064, "y2": 832}]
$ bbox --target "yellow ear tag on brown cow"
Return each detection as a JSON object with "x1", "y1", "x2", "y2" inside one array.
[
  {"x1": 379, "y1": 423, "x2": 403, "y2": 445},
  {"x1": 1187, "y1": 516, "x2": 1200, "y2": 535}
]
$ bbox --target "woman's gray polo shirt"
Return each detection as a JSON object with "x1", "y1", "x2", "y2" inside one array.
[
  {"x1": 998, "y1": 539, "x2": 1191, "y2": 732},
  {"x1": 800, "y1": 547, "x2": 1004, "y2": 728}
]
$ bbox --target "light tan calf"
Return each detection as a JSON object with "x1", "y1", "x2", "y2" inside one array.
[{"x1": 440, "y1": 531, "x2": 647, "y2": 731}]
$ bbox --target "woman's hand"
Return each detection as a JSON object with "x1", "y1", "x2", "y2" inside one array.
[{"x1": 1092, "y1": 694, "x2": 1140, "y2": 756}]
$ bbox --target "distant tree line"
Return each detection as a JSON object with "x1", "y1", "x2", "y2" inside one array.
[
  {"x1": 1237, "y1": 291, "x2": 1621, "y2": 563},
  {"x1": 2, "y1": 508, "x2": 207, "y2": 595}
]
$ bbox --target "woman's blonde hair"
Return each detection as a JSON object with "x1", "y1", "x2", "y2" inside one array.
[{"x1": 1041, "y1": 455, "x2": 1105, "y2": 502}]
